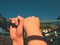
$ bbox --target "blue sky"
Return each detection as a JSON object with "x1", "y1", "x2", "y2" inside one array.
[{"x1": 0, "y1": 0, "x2": 60, "y2": 20}]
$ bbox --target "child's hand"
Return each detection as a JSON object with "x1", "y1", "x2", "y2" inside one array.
[
  {"x1": 9, "y1": 16, "x2": 24, "y2": 41},
  {"x1": 24, "y1": 16, "x2": 42, "y2": 36}
]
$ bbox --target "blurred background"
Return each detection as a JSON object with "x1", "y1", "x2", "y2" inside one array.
[{"x1": 0, "y1": 0, "x2": 60, "y2": 45}]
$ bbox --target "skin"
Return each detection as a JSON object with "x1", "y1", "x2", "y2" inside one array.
[
  {"x1": 9, "y1": 16, "x2": 47, "y2": 45},
  {"x1": 9, "y1": 16, "x2": 24, "y2": 45},
  {"x1": 24, "y1": 16, "x2": 47, "y2": 45}
]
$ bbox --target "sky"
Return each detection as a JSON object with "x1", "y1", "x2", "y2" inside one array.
[{"x1": 0, "y1": 0, "x2": 60, "y2": 20}]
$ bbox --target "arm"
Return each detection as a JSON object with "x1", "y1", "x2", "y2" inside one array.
[
  {"x1": 9, "y1": 16, "x2": 24, "y2": 45},
  {"x1": 12, "y1": 40, "x2": 17, "y2": 45},
  {"x1": 24, "y1": 16, "x2": 47, "y2": 45},
  {"x1": 12, "y1": 37, "x2": 24, "y2": 45}
]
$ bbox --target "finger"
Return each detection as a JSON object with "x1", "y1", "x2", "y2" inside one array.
[
  {"x1": 31, "y1": 16, "x2": 35, "y2": 17},
  {"x1": 10, "y1": 18, "x2": 16, "y2": 24},
  {"x1": 17, "y1": 16, "x2": 24, "y2": 27},
  {"x1": 10, "y1": 25, "x2": 16, "y2": 38},
  {"x1": 24, "y1": 17, "x2": 31, "y2": 21},
  {"x1": 16, "y1": 16, "x2": 24, "y2": 33},
  {"x1": 27, "y1": 17, "x2": 31, "y2": 19},
  {"x1": 14, "y1": 18, "x2": 18, "y2": 25}
]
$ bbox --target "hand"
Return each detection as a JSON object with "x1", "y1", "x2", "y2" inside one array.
[
  {"x1": 24, "y1": 16, "x2": 43, "y2": 36},
  {"x1": 9, "y1": 16, "x2": 24, "y2": 40},
  {"x1": 24, "y1": 16, "x2": 47, "y2": 45}
]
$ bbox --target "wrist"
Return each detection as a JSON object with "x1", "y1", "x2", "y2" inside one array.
[
  {"x1": 12, "y1": 37, "x2": 24, "y2": 45},
  {"x1": 12, "y1": 40, "x2": 17, "y2": 45},
  {"x1": 26, "y1": 29, "x2": 43, "y2": 37},
  {"x1": 17, "y1": 37, "x2": 24, "y2": 45}
]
